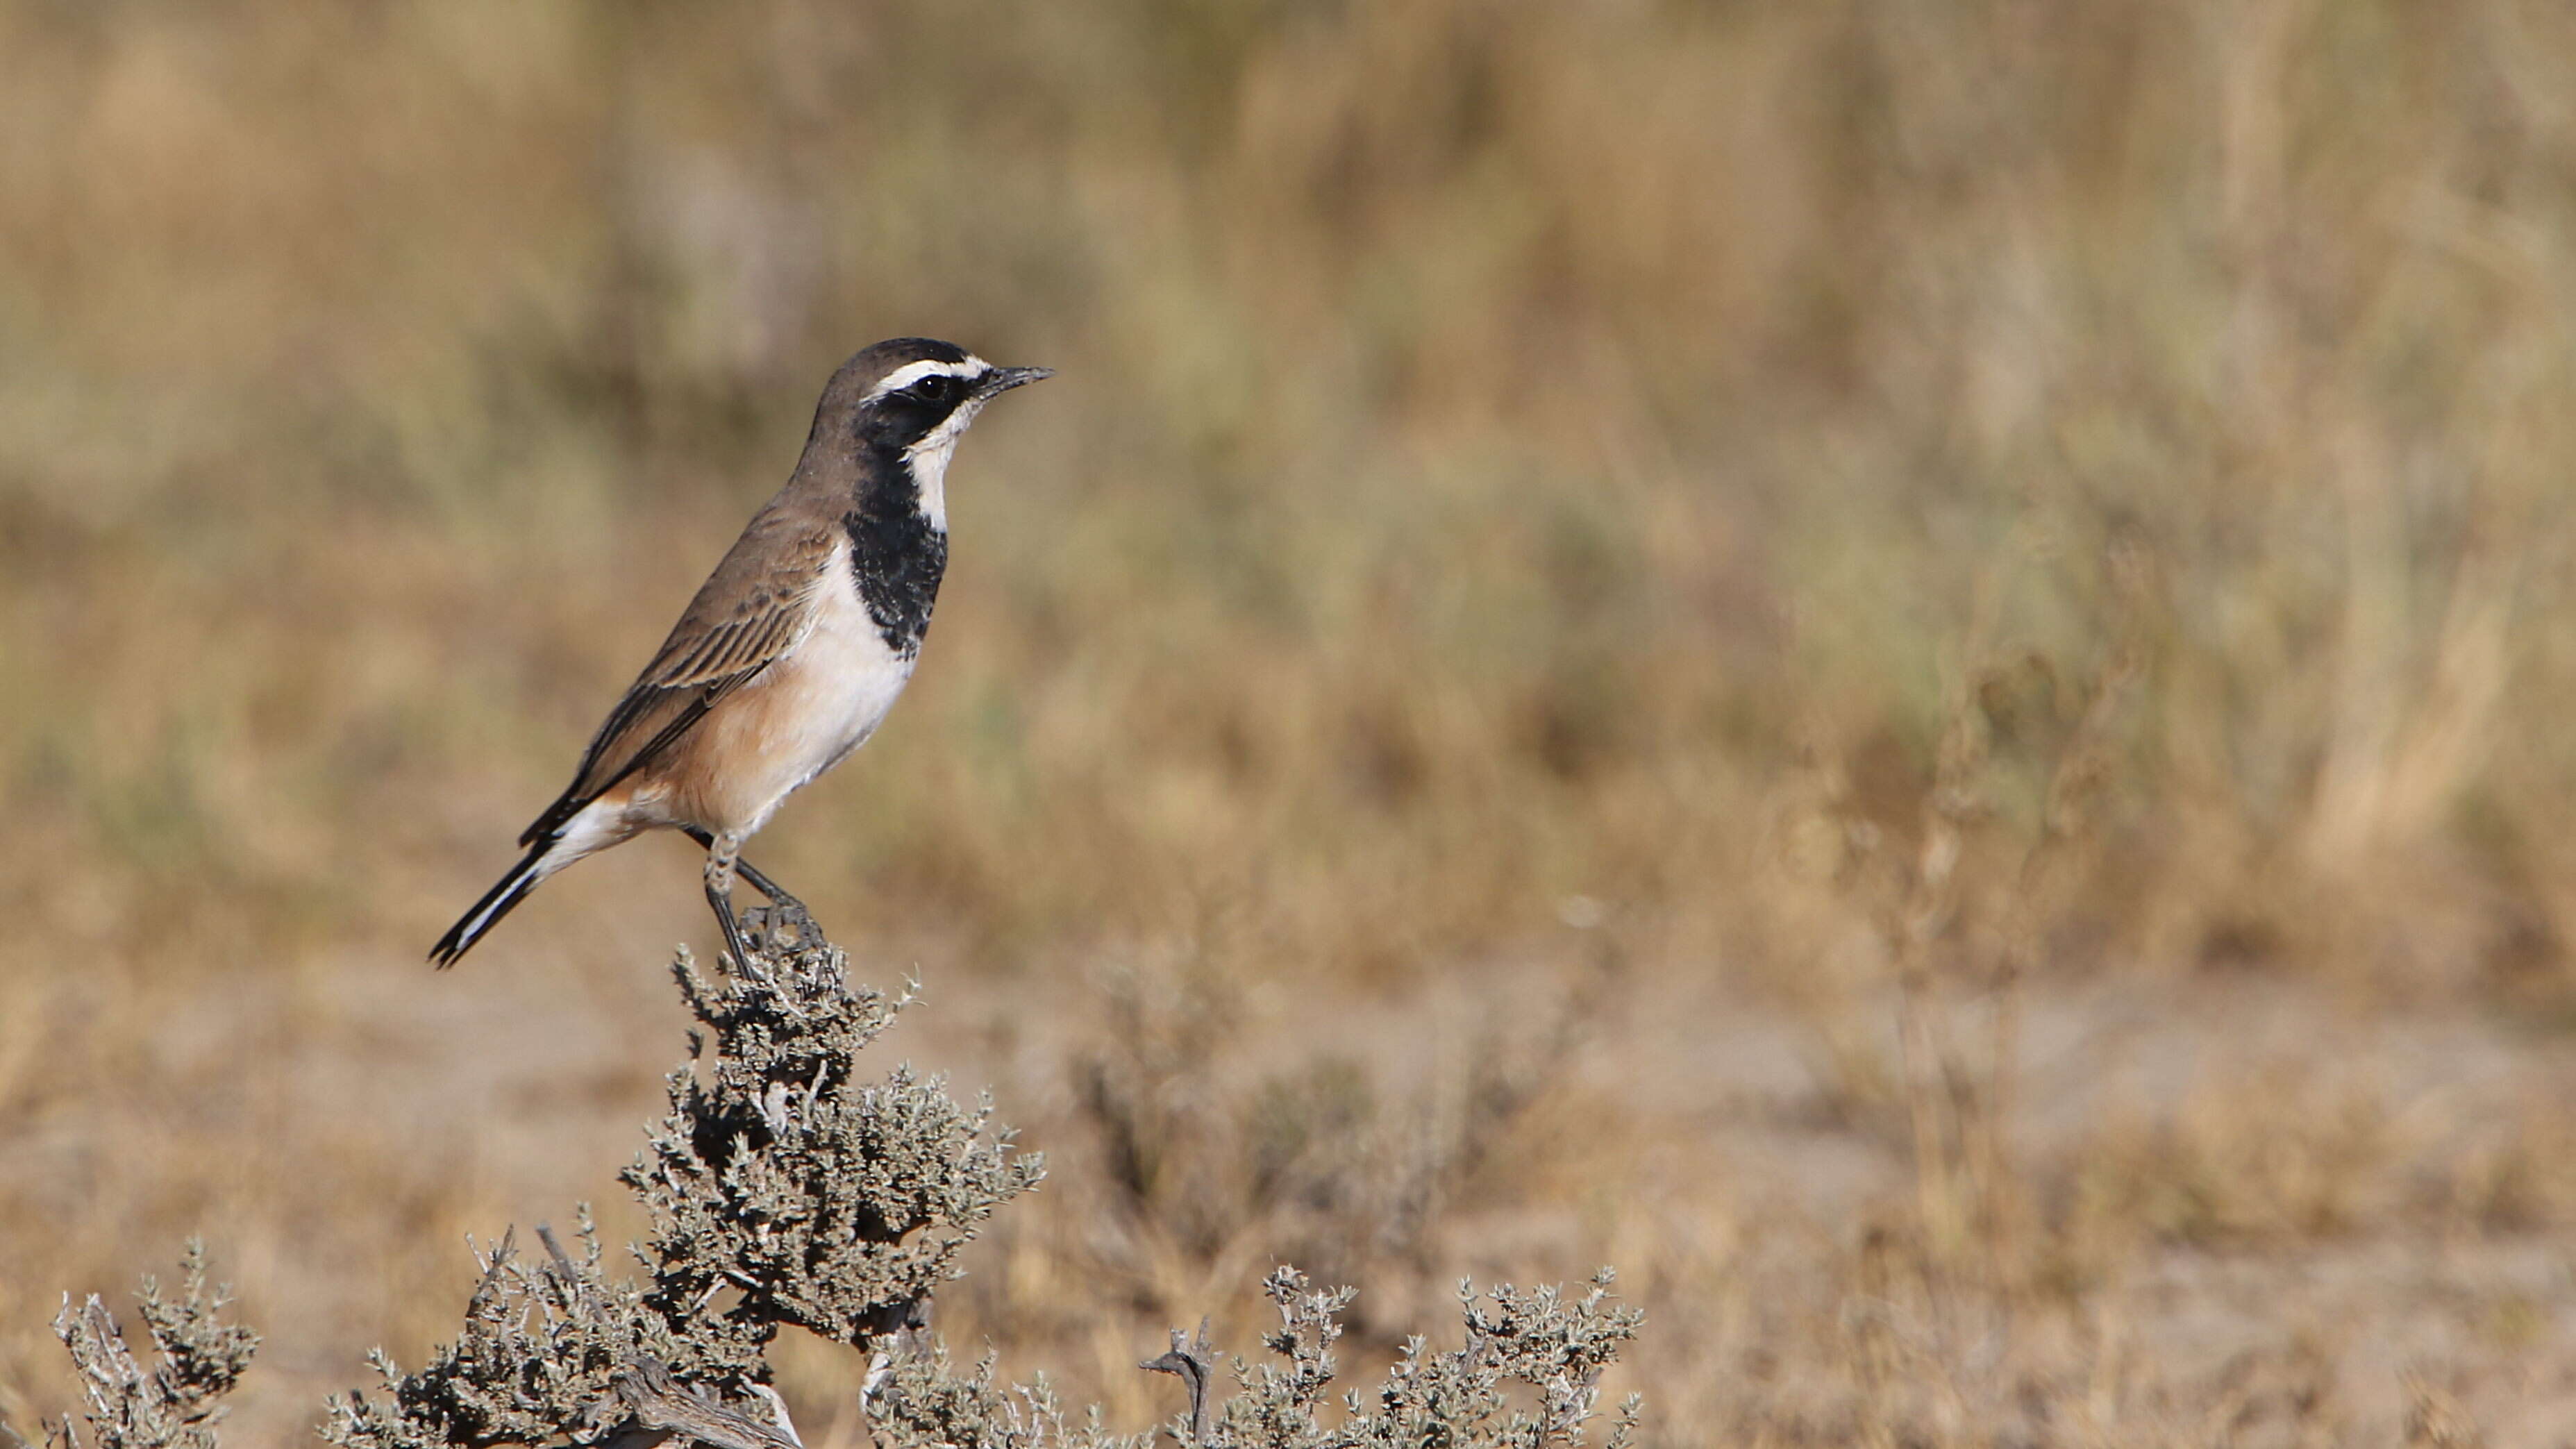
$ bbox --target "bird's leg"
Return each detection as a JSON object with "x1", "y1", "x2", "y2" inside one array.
[
  {"x1": 683, "y1": 826, "x2": 811, "y2": 946},
  {"x1": 702, "y1": 834, "x2": 760, "y2": 967},
  {"x1": 733, "y1": 858, "x2": 805, "y2": 914},
  {"x1": 680, "y1": 826, "x2": 807, "y2": 913}
]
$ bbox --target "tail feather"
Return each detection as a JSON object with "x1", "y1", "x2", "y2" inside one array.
[{"x1": 429, "y1": 838, "x2": 556, "y2": 968}]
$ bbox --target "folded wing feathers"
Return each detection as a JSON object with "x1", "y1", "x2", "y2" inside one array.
[{"x1": 515, "y1": 522, "x2": 833, "y2": 847}]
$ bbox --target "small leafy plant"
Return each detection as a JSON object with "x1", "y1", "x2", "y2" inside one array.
[
  {"x1": 8, "y1": 914, "x2": 1639, "y2": 1448},
  {"x1": 6, "y1": 1246, "x2": 257, "y2": 1449}
]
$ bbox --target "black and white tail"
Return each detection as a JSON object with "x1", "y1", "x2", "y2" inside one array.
[{"x1": 428, "y1": 837, "x2": 558, "y2": 967}]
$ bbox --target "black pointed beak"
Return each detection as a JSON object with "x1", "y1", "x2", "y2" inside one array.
[{"x1": 979, "y1": 365, "x2": 1053, "y2": 398}]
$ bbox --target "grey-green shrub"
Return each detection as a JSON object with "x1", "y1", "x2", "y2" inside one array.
[{"x1": 10, "y1": 918, "x2": 1639, "y2": 1448}]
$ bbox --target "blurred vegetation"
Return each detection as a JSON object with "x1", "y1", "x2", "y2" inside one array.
[
  {"x1": 10, "y1": 0, "x2": 2576, "y2": 1441},
  {"x1": 6, "y1": 0, "x2": 2572, "y2": 998},
  {"x1": 6, "y1": 1, "x2": 2573, "y2": 989}
]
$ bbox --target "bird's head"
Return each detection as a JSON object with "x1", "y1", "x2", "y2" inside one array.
[
  {"x1": 828, "y1": 337, "x2": 1048, "y2": 453},
  {"x1": 801, "y1": 339, "x2": 1048, "y2": 528}
]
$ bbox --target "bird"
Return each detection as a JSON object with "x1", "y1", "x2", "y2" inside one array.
[{"x1": 430, "y1": 337, "x2": 1049, "y2": 969}]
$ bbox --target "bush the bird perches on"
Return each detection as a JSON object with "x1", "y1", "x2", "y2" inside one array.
[{"x1": 8, "y1": 913, "x2": 1641, "y2": 1448}]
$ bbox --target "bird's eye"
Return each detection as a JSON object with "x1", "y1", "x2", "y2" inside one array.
[{"x1": 910, "y1": 375, "x2": 957, "y2": 405}]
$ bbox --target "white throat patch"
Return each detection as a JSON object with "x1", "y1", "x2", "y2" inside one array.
[
  {"x1": 872, "y1": 355, "x2": 993, "y2": 532},
  {"x1": 903, "y1": 400, "x2": 992, "y2": 533}
]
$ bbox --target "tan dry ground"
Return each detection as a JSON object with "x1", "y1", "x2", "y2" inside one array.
[
  {"x1": 17, "y1": 937, "x2": 2576, "y2": 1444},
  {"x1": 8, "y1": 1, "x2": 2576, "y2": 1444}
]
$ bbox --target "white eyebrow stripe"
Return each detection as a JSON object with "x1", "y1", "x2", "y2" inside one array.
[{"x1": 865, "y1": 356, "x2": 992, "y2": 402}]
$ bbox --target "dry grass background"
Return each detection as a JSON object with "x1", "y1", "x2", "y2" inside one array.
[{"x1": 8, "y1": 0, "x2": 2576, "y2": 1443}]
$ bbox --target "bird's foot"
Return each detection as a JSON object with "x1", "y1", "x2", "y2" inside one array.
[{"x1": 743, "y1": 899, "x2": 818, "y2": 953}]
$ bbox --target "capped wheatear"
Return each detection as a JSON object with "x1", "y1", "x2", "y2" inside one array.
[{"x1": 430, "y1": 337, "x2": 1048, "y2": 969}]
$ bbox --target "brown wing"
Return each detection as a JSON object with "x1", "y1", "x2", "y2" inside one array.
[{"x1": 519, "y1": 503, "x2": 837, "y2": 846}]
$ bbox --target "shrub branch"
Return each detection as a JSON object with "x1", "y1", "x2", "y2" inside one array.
[{"x1": 15, "y1": 912, "x2": 1641, "y2": 1448}]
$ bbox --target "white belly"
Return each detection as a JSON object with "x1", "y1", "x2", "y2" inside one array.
[
  {"x1": 790, "y1": 573, "x2": 917, "y2": 771},
  {"x1": 728, "y1": 555, "x2": 918, "y2": 835}
]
